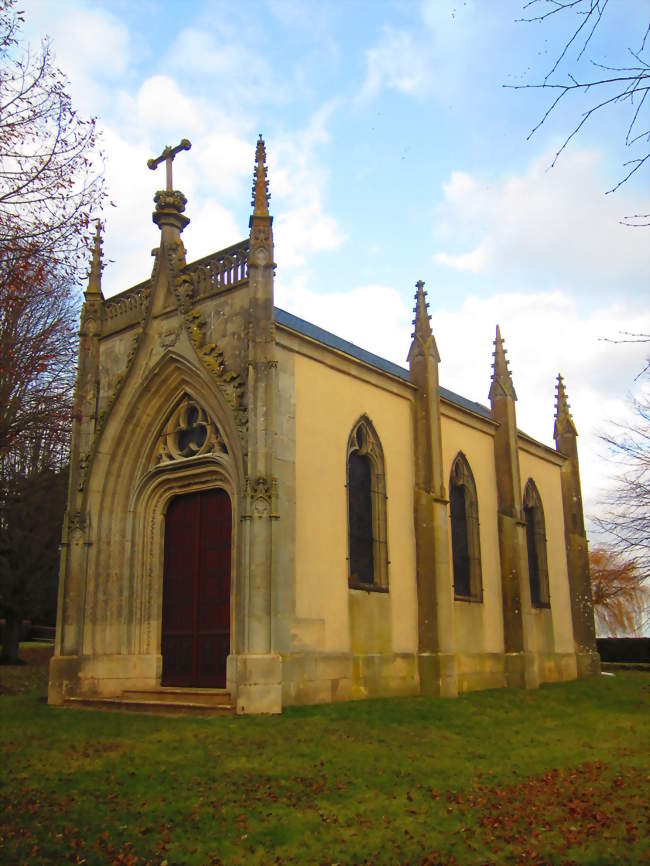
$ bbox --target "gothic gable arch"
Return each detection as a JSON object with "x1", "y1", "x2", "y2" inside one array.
[
  {"x1": 117, "y1": 352, "x2": 244, "y2": 485},
  {"x1": 84, "y1": 349, "x2": 243, "y2": 512},
  {"x1": 346, "y1": 415, "x2": 388, "y2": 590},
  {"x1": 79, "y1": 351, "x2": 245, "y2": 658},
  {"x1": 449, "y1": 451, "x2": 483, "y2": 602},
  {"x1": 523, "y1": 478, "x2": 551, "y2": 608}
]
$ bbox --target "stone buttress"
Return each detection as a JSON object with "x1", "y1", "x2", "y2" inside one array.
[
  {"x1": 228, "y1": 135, "x2": 283, "y2": 713},
  {"x1": 54, "y1": 223, "x2": 104, "y2": 666},
  {"x1": 489, "y1": 326, "x2": 539, "y2": 688},
  {"x1": 554, "y1": 375, "x2": 600, "y2": 677},
  {"x1": 408, "y1": 282, "x2": 458, "y2": 697}
]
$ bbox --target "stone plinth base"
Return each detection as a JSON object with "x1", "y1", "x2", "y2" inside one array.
[
  {"x1": 456, "y1": 652, "x2": 507, "y2": 693},
  {"x1": 227, "y1": 653, "x2": 282, "y2": 715},
  {"x1": 504, "y1": 651, "x2": 540, "y2": 689},
  {"x1": 576, "y1": 650, "x2": 601, "y2": 678},
  {"x1": 418, "y1": 652, "x2": 459, "y2": 697},
  {"x1": 504, "y1": 651, "x2": 579, "y2": 689},
  {"x1": 48, "y1": 653, "x2": 162, "y2": 705},
  {"x1": 281, "y1": 652, "x2": 419, "y2": 706}
]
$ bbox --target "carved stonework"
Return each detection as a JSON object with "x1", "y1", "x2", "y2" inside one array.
[
  {"x1": 152, "y1": 190, "x2": 190, "y2": 233},
  {"x1": 185, "y1": 307, "x2": 247, "y2": 437},
  {"x1": 251, "y1": 225, "x2": 271, "y2": 246},
  {"x1": 68, "y1": 511, "x2": 87, "y2": 533},
  {"x1": 160, "y1": 325, "x2": 181, "y2": 348},
  {"x1": 347, "y1": 416, "x2": 383, "y2": 466},
  {"x1": 243, "y1": 475, "x2": 279, "y2": 519},
  {"x1": 151, "y1": 396, "x2": 228, "y2": 466},
  {"x1": 78, "y1": 453, "x2": 89, "y2": 491}
]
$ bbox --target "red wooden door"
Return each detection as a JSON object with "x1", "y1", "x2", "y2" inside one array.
[{"x1": 161, "y1": 489, "x2": 231, "y2": 688}]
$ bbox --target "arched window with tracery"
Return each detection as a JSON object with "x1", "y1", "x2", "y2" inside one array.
[
  {"x1": 523, "y1": 479, "x2": 550, "y2": 607},
  {"x1": 347, "y1": 417, "x2": 388, "y2": 590},
  {"x1": 449, "y1": 452, "x2": 483, "y2": 601}
]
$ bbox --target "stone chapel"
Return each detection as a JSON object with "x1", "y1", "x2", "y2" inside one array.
[{"x1": 48, "y1": 136, "x2": 600, "y2": 714}]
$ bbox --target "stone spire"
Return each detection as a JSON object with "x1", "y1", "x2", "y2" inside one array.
[
  {"x1": 489, "y1": 325, "x2": 516, "y2": 401},
  {"x1": 554, "y1": 374, "x2": 577, "y2": 439},
  {"x1": 85, "y1": 221, "x2": 104, "y2": 300},
  {"x1": 407, "y1": 280, "x2": 440, "y2": 363},
  {"x1": 251, "y1": 134, "x2": 270, "y2": 217}
]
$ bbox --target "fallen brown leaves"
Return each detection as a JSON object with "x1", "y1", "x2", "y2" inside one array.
[{"x1": 444, "y1": 760, "x2": 649, "y2": 866}]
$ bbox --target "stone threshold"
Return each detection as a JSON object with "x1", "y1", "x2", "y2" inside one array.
[{"x1": 60, "y1": 688, "x2": 234, "y2": 717}]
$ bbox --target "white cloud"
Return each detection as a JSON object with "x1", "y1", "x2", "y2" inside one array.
[
  {"x1": 22, "y1": 1, "x2": 132, "y2": 114},
  {"x1": 134, "y1": 76, "x2": 206, "y2": 136},
  {"x1": 360, "y1": 27, "x2": 432, "y2": 100},
  {"x1": 359, "y1": 0, "x2": 486, "y2": 101},
  {"x1": 433, "y1": 149, "x2": 650, "y2": 292},
  {"x1": 271, "y1": 103, "x2": 347, "y2": 269},
  {"x1": 168, "y1": 27, "x2": 274, "y2": 108},
  {"x1": 434, "y1": 246, "x2": 487, "y2": 274},
  {"x1": 275, "y1": 275, "x2": 412, "y2": 362}
]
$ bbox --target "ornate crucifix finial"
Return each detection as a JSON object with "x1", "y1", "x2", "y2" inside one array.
[{"x1": 147, "y1": 138, "x2": 192, "y2": 191}]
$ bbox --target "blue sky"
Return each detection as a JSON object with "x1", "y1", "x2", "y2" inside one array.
[{"x1": 23, "y1": 0, "x2": 650, "y2": 518}]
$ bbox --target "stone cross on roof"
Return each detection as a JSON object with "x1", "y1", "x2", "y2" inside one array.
[{"x1": 147, "y1": 138, "x2": 192, "y2": 191}]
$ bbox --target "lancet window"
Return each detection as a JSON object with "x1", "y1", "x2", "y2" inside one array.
[
  {"x1": 449, "y1": 453, "x2": 483, "y2": 601},
  {"x1": 523, "y1": 479, "x2": 550, "y2": 608},
  {"x1": 347, "y1": 417, "x2": 388, "y2": 590}
]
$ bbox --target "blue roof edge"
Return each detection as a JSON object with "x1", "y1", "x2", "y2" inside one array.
[{"x1": 274, "y1": 306, "x2": 493, "y2": 420}]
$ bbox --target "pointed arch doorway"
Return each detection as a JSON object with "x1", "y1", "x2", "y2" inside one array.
[{"x1": 161, "y1": 488, "x2": 232, "y2": 688}]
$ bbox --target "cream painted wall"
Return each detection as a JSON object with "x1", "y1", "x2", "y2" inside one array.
[
  {"x1": 441, "y1": 415, "x2": 505, "y2": 654},
  {"x1": 519, "y1": 449, "x2": 575, "y2": 654},
  {"x1": 293, "y1": 352, "x2": 418, "y2": 654}
]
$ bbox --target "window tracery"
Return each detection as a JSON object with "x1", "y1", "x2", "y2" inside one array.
[
  {"x1": 523, "y1": 479, "x2": 550, "y2": 608},
  {"x1": 449, "y1": 453, "x2": 483, "y2": 601},
  {"x1": 151, "y1": 395, "x2": 228, "y2": 467},
  {"x1": 347, "y1": 416, "x2": 388, "y2": 590}
]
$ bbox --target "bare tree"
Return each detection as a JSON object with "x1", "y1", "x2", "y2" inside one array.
[
  {"x1": 511, "y1": 0, "x2": 649, "y2": 225},
  {"x1": 593, "y1": 386, "x2": 650, "y2": 597},
  {"x1": 0, "y1": 0, "x2": 104, "y2": 273},
  {"x1": 590, "y1": 546, "x2": 649, "y2": 637},
  {"x1": 0, "y1": 0, "x2": 103, "y2": 662},
  {"x1": 0, "y1": 245, "x2": 78, "y2": 663},
  {"x1": 0, "y1": 248, "x2": 77, "y2": 459}
]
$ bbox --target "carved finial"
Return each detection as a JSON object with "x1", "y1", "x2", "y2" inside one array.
[
  {"x1": 408, "y1": 279, "x2": 440, "y2": 364},
  {"x1": 412, "y1": 280, "x2": 432, "y2": 339},
  {"x1": 489, "y1": 324, "x2": 517, "y2": 401},
  {"x1": 86, "y1": 220, "x2": 104, "y2": 299},
  {"x1": 252, "y1": 134, "x2": 270, "y2": 216},
  {"x1": 554, "y1": 373, "x2": 577, "y2": 438}
]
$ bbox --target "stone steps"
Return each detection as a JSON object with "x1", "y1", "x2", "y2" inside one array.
[
  {"x1": 62, "y1": 688, "x2": 234, "y2": 717},
  {"x1": 123, "y1": 687, "x2": 232, "y2": 706}
]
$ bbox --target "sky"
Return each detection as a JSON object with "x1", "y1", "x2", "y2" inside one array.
[{"x1": 22, "y1": 0, "x2": 650, "y2": 529}]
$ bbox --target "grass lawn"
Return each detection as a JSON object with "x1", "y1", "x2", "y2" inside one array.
[{"x1": 0, "y1": 647, "x2": 648, "y2": 866}]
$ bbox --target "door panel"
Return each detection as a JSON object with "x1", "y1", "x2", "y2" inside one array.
[{"x1": 161, "y1": 489, "x2": 231, "y2": 687}]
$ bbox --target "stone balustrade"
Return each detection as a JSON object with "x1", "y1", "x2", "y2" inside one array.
[
  {"x1": 189, "y1": 240, "x2": 249, "y2": 299},
  {"x1": 102, "y1": 239, "x2": 249, "y2": 335}
]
